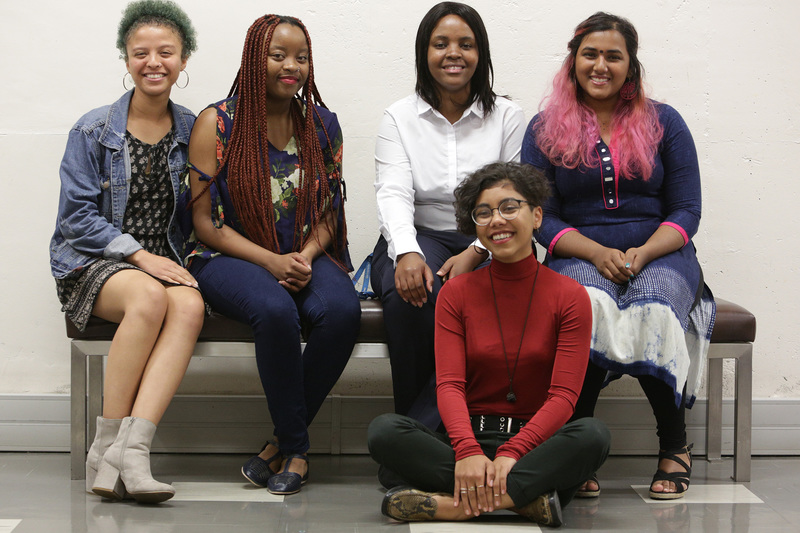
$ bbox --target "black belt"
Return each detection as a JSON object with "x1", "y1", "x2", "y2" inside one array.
[{"x1": 470, "y1": 415, "x2": 527, "y2": 434}]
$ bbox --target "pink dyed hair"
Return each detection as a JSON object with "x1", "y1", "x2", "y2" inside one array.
[{"x1": 534, "y1": 12, "x2": 663, "y2": 180}]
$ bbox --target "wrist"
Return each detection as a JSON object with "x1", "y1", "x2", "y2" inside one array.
[
  {"x1": 300, "y1": 243, "x2": 320, "y2": 263},
  {"x1": 125, "y1": 249, "x2": 147, "y2": 266},
  {"x1": 259, "y1": 249, "x2": 277, "y2": 271},
  {"x1": 587, "y1": 245, "x2": 607, "y2": 265},
  {"x1": 397, "y1": 252, "x2": 420, "y2": 265}
]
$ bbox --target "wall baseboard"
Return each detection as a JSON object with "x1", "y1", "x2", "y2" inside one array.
[{"x1": 1, "y1": 394, "x2": 798, "y2": 455}]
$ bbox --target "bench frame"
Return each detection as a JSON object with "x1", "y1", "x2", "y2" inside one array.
[
  {"x1": 69, "y1": 303, "x2": 755, "y2": 483},
  {"x1": 70, "y1": 340, "x2": 388, "y2": 480},
  {"x1": 705, "y1": 342, "x2": 752, "y2": 481}
]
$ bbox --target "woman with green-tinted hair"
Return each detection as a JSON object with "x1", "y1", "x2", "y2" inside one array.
[{"x1": 49, "y1": 0, "x2": 201, "y2": 503}]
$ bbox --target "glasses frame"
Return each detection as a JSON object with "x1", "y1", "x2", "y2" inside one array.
[{"x1": 471, "y1": 198, "x2": 530, "y2": 226}]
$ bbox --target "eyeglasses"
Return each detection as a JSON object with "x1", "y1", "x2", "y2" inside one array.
[{"x1": 471, "y1": 198, "x2": 529, "y2": 226}]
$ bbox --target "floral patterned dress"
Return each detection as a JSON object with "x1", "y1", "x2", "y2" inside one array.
[{"x1": 57, "y1": 130, "x2": 177, "y2": 330}]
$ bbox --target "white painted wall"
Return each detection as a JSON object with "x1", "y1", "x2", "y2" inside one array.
[{"x1": 1, "y1": 0, "x2": 797, "y2": 399}]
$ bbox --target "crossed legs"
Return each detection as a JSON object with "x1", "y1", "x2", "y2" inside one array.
[{"x1": 93, "y1": 269, "x2": 204, "y2": 424}]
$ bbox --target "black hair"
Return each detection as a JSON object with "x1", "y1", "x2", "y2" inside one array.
[
  {"x1": 567, "y1": 12, "x2": 643, "y2": 94},
  {"x1": 414, "y1": 2, "x2": 496, "y2": 114},
  {"x1": 453, "y1": 162, "x2": 550, "y2": 235}
]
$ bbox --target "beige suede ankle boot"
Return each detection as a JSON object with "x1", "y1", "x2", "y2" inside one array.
[
  {"x1": 85, "y1": 416, "x2": 123, "y2": 494},
  {"x1": 95, "y1": 417, "x2": 175, "y2": 503}
]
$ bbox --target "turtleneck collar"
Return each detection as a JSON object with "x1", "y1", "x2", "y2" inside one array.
[{"x1": 488, "y1": 252, "x2": 539, "y2": 280}]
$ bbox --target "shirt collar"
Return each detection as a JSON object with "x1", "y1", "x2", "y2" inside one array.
[{"x1": 415, "y1": 94, "x2": 483, "y2": 122}]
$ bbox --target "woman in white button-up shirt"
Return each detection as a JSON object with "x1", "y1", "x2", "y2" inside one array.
[{"x1": 370, "y1": 1, "x2": 526, "y2": 427}]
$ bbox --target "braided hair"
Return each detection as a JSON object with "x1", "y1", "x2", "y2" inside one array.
[{"x1": 196, "y1": 15, "x2": 346, "y2": 264}]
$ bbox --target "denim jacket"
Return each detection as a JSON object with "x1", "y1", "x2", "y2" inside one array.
[{"x1": 49, "y1": 90, "x2": 196, "y2": 279}]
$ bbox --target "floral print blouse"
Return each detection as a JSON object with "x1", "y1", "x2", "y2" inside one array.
[{"x1": 181, "y1": 96, "x2": 346, "y2": 268}]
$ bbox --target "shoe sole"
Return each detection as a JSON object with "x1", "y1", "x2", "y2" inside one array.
[
  {"x1": 574, "y1": 490, "x2": 600, "y2": 498},
  {"x1": 267, "y1": 478, "x2": 308, "y2": 496},
  {"x1": 241, "y1": 466, "x2": 269, "y2": 488},
  {"x1": 130, "y1": 491, "x2": 175, "y2": 504},
  {"x1": 649, "y1": 490, "x2": 686, "y2": 500},
  {"x1": 548, "y1": 492, "x2": 564, "y2": 528},
  {"x1": 92, "y1": 487, "x2": 124, "y2": 501}
]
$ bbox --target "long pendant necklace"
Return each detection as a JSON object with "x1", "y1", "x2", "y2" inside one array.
[{"x1": 488, "y1": 261, "x2": 540, "y2": 403}]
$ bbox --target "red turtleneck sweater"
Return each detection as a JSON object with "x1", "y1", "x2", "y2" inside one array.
[{"x1": 435, "y1": 253, "x2": 592, "y2": 461}]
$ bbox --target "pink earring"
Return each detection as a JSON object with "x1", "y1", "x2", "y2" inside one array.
[{"x1": 620, "y1": 80, "x2": 637, "y2": 100}]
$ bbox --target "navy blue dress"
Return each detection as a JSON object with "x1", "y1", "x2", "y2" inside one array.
[{"x1": 522, "y1": 103, "x2": 715, "y2": 407}]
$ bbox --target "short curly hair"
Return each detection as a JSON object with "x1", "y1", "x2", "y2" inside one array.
[
  {"x1": 453, "y1": 162, "x2": 551, "y2": 236},
  {"x1": 117, "y1": 0, "x2": 197, "y2": 60}
]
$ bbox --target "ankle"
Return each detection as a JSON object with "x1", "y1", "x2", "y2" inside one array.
[
  {"x1": 431, "y1": 495, "x2": 472, "y2": 521},
  {"x1": 258, "y1": 443, "x2": 280, "y2": 461},
  {"x1": 282, "y1": 455, "x2": 308, "y2": 475}
]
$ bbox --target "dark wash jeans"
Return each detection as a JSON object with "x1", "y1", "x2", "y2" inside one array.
[
  {"x1": 193, "y1": 254, "x2": 360, "y2": 455},
  {"x1": 368, "y1": 413, "x2": 611, "y2": 508},
  {"x1": 370, "y1": 229, "x2": 475, "y2": 425}
]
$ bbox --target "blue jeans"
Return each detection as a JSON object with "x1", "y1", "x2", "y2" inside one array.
[{"x1": 192, "y1": 254, "x2": 361, "y2": 455}]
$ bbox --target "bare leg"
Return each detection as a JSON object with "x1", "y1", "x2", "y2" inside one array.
[
  {"x1": 93, "y1": 270, "x2": 169, "y2": 419},
  {"x1": 93, "y1": 273, "x2": 204, "y2": 423},
  {"x1": 130, "y1": 285, "x2": 204, "y2": 424}
]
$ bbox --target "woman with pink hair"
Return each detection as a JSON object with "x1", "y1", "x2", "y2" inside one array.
[{"x1": 522, "y1": 12, "x2": 715, "y2": 500}]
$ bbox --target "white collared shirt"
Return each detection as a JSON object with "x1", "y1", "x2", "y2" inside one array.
[{"x1": 374, "y1": 94, "x2": 526, "y2": 263}]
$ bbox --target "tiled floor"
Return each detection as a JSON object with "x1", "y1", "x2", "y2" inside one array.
[{"x1": 0, "y1": 453, "x2": 798, "y2": 532}]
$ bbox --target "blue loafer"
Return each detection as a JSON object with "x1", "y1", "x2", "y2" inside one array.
[
  {"x1": 241, "y1": 440, "x2": 281, "y2": 487},
  {"x1": 267, "y1": 454, "x2": 309, "y2": 495}
]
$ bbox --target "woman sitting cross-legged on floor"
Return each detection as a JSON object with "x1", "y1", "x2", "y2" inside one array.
[{"x1": 367, "y1": 162, "x2": 611, "y2": 527}]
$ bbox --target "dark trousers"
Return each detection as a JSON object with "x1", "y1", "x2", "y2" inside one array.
[
  {"x1": 572, "y1": 361, "x2": 687, "y2": 450},
  {"x1": 370, "y1": 230, "x2": 474, "y2": 425},
  {"x1": 368, "y1": 413, "x2": 611, "y2": 508},
  {"x1": 193, "y1": 254, "x2": 361, "y2": 455}
]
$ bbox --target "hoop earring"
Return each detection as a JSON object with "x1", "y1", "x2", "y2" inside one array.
[
  {"x1": 176, "y1": 70, "x2": 189, "y2": 89},
  {"x1": 122, "y1": 73, "x2": 134, "y2": 91},
  {"x1": 620, "y1": 80, "x2": 637, "y2": 100}
]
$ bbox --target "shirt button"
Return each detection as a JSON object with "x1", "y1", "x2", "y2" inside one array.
[{"x1": 101, "y1": 181, "x2": 110, "y2": 189}]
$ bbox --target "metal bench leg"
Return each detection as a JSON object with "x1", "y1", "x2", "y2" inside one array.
[
  {"x1": 733, "y1": 346, "x2": 752, "y2": 482},
  {"x1": 88, "y1": 355, "x2": 103, "y2": 442},
  {"x1": 706, "y1": 355, "x2": 723, "y2": 462},
  {"x1": 70, "y1": 341, "x2": 87, "y2": 480}
]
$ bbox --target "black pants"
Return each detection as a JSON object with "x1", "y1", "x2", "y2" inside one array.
[
  {"x1": 370, "y1": 230, "x2": 474, "y2": 425},
  {"x1": 572, "y1": 361, "x2": 687, "y2": 451},
  {"x1": 368, "y1": 413, "x2": 611, "y2": 508}
]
